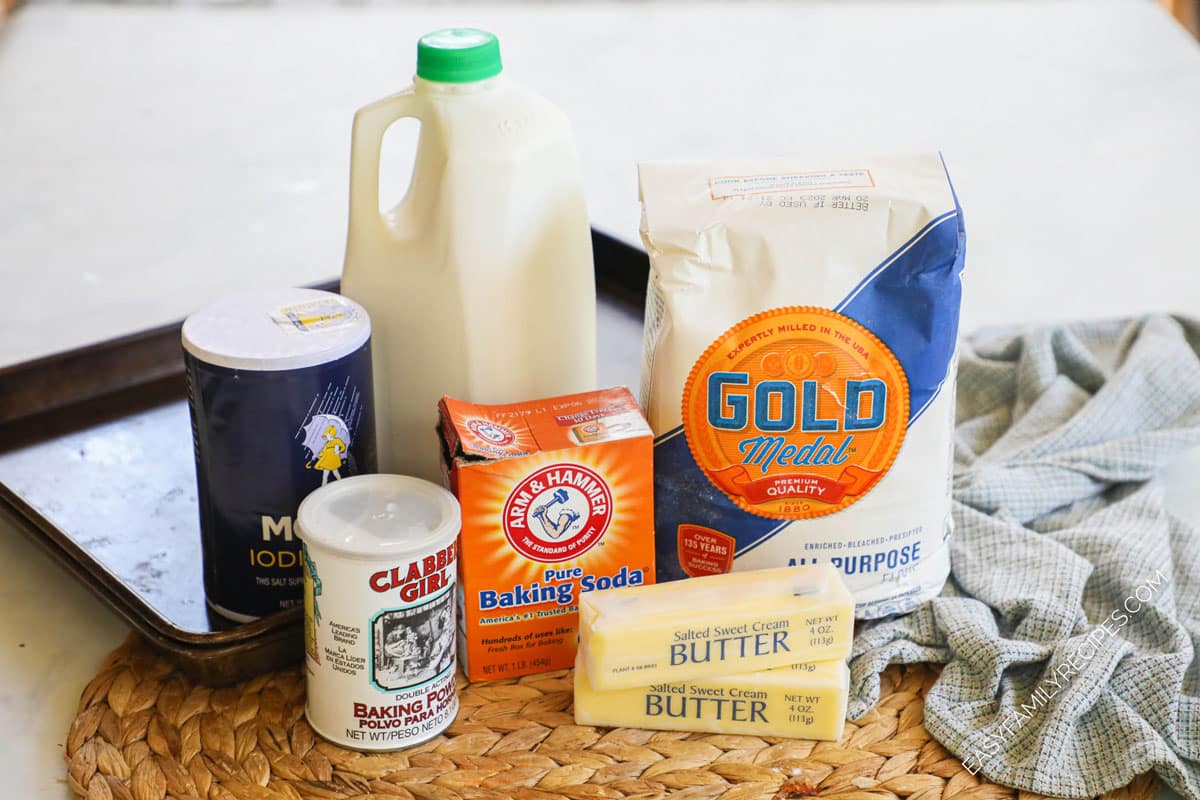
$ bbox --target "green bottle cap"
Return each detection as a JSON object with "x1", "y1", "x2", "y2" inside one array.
[{"x1": 416, "y1": 28, "x2": 503, "y2": 83}]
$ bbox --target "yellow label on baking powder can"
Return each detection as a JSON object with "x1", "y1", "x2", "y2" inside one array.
[{"x1": 682, "y1": 306, "x2": 909, "y2": 520}]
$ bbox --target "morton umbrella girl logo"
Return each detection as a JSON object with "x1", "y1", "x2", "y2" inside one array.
[
  {"x1": 302, "y1": 413, "x2": 351, "y2": 485},
  {"x1": 296, "y1": 376, "x2": 367, "y2": 486}
]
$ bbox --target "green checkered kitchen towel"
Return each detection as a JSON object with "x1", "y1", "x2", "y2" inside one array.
[{"x1": 848, "y1": 316, "x2": 1200, "y2": 800}]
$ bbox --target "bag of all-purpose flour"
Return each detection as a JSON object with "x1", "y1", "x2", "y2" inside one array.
[{"x1": 640, "y1": 155, "x2": 965, "y2": 619}]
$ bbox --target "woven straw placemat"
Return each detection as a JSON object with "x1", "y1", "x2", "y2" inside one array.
[{"x1": 65, "y1": 635, "x2": 1159, "y2": 800}]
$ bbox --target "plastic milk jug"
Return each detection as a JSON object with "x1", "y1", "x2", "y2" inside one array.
[{"x1": 341, "y1": 29, "x2": 597, "y2": 481}]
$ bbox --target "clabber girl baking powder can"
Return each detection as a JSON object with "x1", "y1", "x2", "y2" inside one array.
[
  {"x1": 183, "y1": 288, "x2": 377, "y2": 622},
  {"x1": 296, "y1": 474, "x2": 461, "y2": 750}
]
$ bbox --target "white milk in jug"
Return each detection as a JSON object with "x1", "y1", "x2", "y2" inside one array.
[{"x1": 341, "y1": 28, "x2": 597, "y2": 481}]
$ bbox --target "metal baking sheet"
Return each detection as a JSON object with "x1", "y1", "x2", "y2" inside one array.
[
  {"x1": 0, "y1": 496, "x2": 302, "y2": 685},
  {"x1": 0, "y1": 399, "x2": 286, "y2": 642},
  {"x1": 0, "y1": 232, "x2": 648, "y2": 680}
]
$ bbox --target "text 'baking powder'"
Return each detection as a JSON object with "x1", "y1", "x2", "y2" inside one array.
[{"x1": 297, "y1": 474, "x2": 460, "y2": 750}]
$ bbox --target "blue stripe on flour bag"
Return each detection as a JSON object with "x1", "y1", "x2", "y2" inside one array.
[
  {"x1": 837, "y1": 207, "x2": 965, "y2": 423},
  {"x1": 654, "y1": 198, "x2": 966, "y2": 583}
]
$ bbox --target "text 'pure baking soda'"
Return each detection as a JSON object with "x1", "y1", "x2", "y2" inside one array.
[
  {"x1": 297, "y1": 475, "x2": 460, "y2": 751},
  {"x1": 341, "y1": 29, "x2": 597, "y2": 484},
  {"x1": 439, "y1": 388, "x2": 655, "y2": 681},
  {"x1": 640, "y1": 156, "x2": 966, "y2": 619}
]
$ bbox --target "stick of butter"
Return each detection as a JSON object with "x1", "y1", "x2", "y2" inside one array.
[
  {"x1": 578, "y1": 564, "x2": 853, "y2": 690},
  {"x1": 573, "y1": 655, "x2": 850, "y2": 740}
]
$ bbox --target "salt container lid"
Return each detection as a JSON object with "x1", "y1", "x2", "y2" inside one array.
[
  {"x1": 296, "y1": 474, "x2": 461, "y2": 561},
  {"x1": 181, "y1": 287, "x2": 371, "y2": 371}
]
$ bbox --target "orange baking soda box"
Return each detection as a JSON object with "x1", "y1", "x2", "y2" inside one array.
[{"x1": 438, "y1": 387, "x2": 655, "y2": 681}]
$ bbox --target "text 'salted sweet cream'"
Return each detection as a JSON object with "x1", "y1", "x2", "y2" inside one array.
[
  {"x1": 577, "y1": 563, "x2": 854, "y2": 690},
  {"x1": 573, "y1": 657, "x2": 850, "y2": 740}
]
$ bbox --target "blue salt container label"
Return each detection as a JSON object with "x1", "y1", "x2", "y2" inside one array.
[{"x1": 182, "y1": 289, "x2": 376, "y2": 622}]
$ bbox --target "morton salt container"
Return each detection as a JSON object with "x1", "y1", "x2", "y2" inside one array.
[
  {"x1": 296, "y1": 474, "x2": 460, "y2": 750},
  {"x1": 183, "y1": 288, "x2": 376, "y2": 622}
]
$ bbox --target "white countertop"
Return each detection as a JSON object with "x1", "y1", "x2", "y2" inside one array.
[
  {"x1": 1, "y1": 1, "x2": 1198, "y2": 797},
  {"x1": 3, "y1": 1, "x2": 1200, "y2": 368},
  {"x1": 0, "y1": 526, "x2": 129, "y2": 798}
]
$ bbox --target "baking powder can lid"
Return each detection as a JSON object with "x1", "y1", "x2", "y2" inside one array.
[
  {"x1": 181, "y1": 287, "x2": 371, "y2": 371},
  {"x1": 296, "y1": 474, "x2": 461, "y2": 561}
]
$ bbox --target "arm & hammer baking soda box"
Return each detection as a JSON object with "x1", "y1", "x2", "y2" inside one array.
[{"x1": 439, "y1": 387, "x2": 655, "y2": 681}]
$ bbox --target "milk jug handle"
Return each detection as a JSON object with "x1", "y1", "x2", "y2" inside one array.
[{"x1": 348, "y1": 91, "x2": 426, "y2": 235}]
